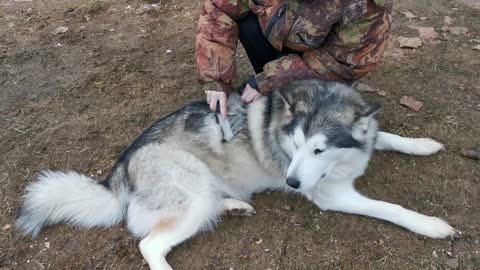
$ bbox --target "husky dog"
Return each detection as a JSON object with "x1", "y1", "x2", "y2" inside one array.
[{"x1": 17, "y1": 79, "x2": 457, "y2": 270}]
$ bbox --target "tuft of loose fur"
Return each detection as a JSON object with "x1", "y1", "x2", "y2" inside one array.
[{"x1": 16, "y1": 171, "x2": 126, "y2": 237}]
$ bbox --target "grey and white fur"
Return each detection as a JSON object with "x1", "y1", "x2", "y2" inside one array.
[{"x1": 17, "y1": 79, "x2": 458, "y2": 270}]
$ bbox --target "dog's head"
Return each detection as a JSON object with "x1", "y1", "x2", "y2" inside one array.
[{"x1": 274, "y1": 80, "x2": 380, "y2": 191}]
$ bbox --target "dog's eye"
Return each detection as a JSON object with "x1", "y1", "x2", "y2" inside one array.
[{"x1": 314, "y1": 149, "x2": 324, "y2": 155}]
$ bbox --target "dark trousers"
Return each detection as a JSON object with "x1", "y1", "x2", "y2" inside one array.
[{"x1": 238, "y1": 12, "x2": 296, "y2": 74}]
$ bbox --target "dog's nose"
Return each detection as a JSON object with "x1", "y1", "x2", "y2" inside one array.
[{"x1": 286, "y1": 177, "x2": 300, "y2": 189}]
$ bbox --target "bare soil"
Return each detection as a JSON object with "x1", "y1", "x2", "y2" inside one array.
[{"x1": 1, "y1": 0, "x2": 479, "y2": 269}]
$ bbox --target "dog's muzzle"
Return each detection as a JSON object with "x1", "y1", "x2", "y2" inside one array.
[{"x1": 286, "y1": 177, "x2": 300, "y2": 189}]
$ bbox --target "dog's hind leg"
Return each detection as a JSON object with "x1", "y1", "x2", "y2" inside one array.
[
  {"x1": 375, "y1": 131, "x2": 444, "y2": 155},
  {"x1": 137, "y1": 195, "x2": 220, "y2": 270},
  {"x1": 312, "y1": 181, "x2": 458, "y2": 239}
]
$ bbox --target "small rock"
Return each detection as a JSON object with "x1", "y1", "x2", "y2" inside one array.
[
  {"x1": 408, "y1": 26, "x2": 438, "y2": 43},
  {"x1": 444, "y1": 16, "x2": 454, "y2": 25},
  {"x1": 473, "y1": 45, "x2": 480, "y2": 51},
  {"x1": 97, "y1": 170, "x2": 103, "y2": 175},
  {"x1": 165, "y1": 49, "x2": 172, "y2": 53},
  {"x1": 281, "y1": 205, "x2": 292, "y2": 210},
  {"x1": 45, "y1": 242, "x2": 50, "y2": 249},
  {"x1": 8, "y1": 22, "x2": 14, "y2": 28},
  {"x1": 377, "y1": 90, "x2": 387, "y2": 96},
  {"x1": 433, "y1": 250, "x2": 438, "y2": 258},
  {"x1": 26, "y1": 8, "x2": 32, "y2": 15},
  {"x1": 401, "y1": 11, "x2": 416, "y2": 19},
  {"x1": 379, "y1": 239, "x2": 384, "y2": 245},
  {"x1": 446, "y1": 258, "x2": 459, "y2": 269},
  {"x1": 354, "y1": 82, "x2": 375, "y2": 92},
  {"x1": 229, "y1": 268, "x2": 234, "y2": 270},
  {"x1": 419, "y1": 17, "x2": 428, "y2": 21},
  {"x1": 460, "y1": 148, "x2": 480, "y2": 159},
  {"x1": 399, "y1": 96, "x2": 423, "y2": 112},
  {"x1": 448, "y1": 26, "x2": 469, "y2": 36},
  {"x1": 397, "y1": 37, "x2": 423, "y2": 49},
  {"x1": 64, "y1": 7, "x2": 75, "y2": 13},
  {"x1": 52, "y1": 26, "x2": 69, "y2": 34},
  {"x1": 2, "y1": 224, "x2": 11, "y2": 231},
  {"x1": 135, "y1": 4, "x2": 160, "y2": 15},
  {"x1": 451, "y1": 7, "x2": 459, "y2": 11},
  {"x1": 255, "y1": 238, "x2": 263, "y2": 245}
]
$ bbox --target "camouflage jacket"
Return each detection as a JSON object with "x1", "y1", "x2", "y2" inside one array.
[{"x1": 196, "y1": 0, "x2": 393, "y2": 94}]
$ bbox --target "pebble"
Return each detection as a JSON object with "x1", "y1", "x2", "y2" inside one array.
[
  {"x1": 401, "y1": 11, "x2": 416, "y2": 19},
  {"x1": 397, "y1": 36, "x2": 423, "y2": 49},
  {"x1": 52, "y1": 26, "x2": 69, "y2": 34},
  {"x1": 446, "y1": 258, "x2": 459, "y2": 269},
  {"x1": 354, "y1": 82, "x2": 375, "y2": 92}
]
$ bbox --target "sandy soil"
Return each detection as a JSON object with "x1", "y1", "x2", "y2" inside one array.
[{"x1": 1, "y1": 0, "x2": 479, "y2": 269}]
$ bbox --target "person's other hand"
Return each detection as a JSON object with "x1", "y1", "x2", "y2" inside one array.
[
  {"x1": 241, "y1": 84, "x2": 262, "y2": 103},
  {"x1": 205, "y1": 90, "x2": 228, "y2": 119}
]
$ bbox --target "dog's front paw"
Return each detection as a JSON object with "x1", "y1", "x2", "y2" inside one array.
[
  {"x1": 223, "y1": 199, "x2": 256, "y2": 217},
  {"x1": 228, "y1": 206, "x2": 256, "y2": 217},
  {"x1": 416, "y1": 216, "x2": 459, "y2": 239},
  {"x1": 409, "y1": 138, "x2": 444, "y2": 156}
]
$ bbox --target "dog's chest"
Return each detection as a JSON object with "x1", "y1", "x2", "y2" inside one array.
[{"x1": 221, "y1": 144, "x2": 284, "y2": 193}]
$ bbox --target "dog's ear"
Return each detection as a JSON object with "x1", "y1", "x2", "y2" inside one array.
[{"x1": 354, "y1": 102, "x2": 381, "y2": 121}]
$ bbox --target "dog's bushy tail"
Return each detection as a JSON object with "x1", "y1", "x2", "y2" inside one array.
[{"x1": 16, "y1": 171, "x2": 127, "y2": 237}]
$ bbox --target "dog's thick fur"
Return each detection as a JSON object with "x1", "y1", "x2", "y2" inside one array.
[{"x1": 17, "y1": 80, "x2": 457, "y2": 270}]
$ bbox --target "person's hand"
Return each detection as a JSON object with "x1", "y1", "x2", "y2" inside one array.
[
  {"x1": 241, "y1": 84, "x2": 262, "y2": 103},
  {"x1": 205, "y1": 90, "x2": 228, "y2": 119}
]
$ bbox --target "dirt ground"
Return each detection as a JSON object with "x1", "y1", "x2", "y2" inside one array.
[{"x1": 0, "y1": 0, "x2": 479, "y2": 269}]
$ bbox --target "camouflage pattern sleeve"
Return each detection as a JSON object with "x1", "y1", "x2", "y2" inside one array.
[
  {"x1": 196, "y1": 0, "x2": 250, "y2": 95},
  {"x1": 256, "y1": 0, "x2": 393, "y2": 94}
]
